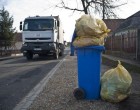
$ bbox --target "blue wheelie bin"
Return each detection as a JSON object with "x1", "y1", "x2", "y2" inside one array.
[
  {"x1": 70, "y1": 29, "x2": 77, "y2": 56},
  {"x1": 74, "y1": 46, "x2": 105, "y2": 100}
]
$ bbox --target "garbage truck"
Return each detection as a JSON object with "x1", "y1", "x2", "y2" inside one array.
[{"x1": 20, "y1": 15, "x2": 64, "y2": 60}]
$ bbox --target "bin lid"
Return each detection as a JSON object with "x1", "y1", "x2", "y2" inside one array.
[{"x1": 76, "y1": 46, "x2": 105, "y2": 51}]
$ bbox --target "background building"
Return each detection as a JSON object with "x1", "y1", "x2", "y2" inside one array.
[{"x1": 104, "y1": 11, "x2": 140, "y2": 61}]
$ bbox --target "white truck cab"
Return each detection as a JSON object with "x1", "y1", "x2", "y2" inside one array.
[{"x1": 20, "y1": 16, "x2": 64, "y2": 60}]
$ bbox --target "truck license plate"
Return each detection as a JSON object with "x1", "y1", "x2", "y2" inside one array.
[{"x1": 34, "y1": 48, "x2": 42, "y2": 51}]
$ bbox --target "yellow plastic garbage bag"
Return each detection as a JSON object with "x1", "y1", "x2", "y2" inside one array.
[
  {"x1": 75, "y1": 14, "x2": 110, "y2": 38},
  {"x1": 100, "y1": 61, "x2": 132, "y2": 103},
  {"x1": 73, "y1": 36, "x2": 104, "y2": 47},
  {"x1": 73, "y1": 14, "x2": 110, "y2": 47}
]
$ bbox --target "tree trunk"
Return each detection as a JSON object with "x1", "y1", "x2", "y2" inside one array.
[
  {"x1": 102, "y1": 0, "x2": 105, "y2": 19},
  {"x1": 81, "y1": 0, "x2": 88, "y2": 14}
]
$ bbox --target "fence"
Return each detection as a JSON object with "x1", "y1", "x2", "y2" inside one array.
[
  {"x1": 0, "y1": 40, "x2": 21, "y2": 56},
  {"x1": 105, "y1": 33, "x2": 137, "y2": 59}
]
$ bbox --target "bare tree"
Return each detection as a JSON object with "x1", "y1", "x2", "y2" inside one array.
[{"x1": 56, "y1": 0, "x2": 127, "y2": 19}]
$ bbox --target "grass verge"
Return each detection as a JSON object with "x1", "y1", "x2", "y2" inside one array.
[{"x1": 102, "y1": 56, "x2": 140, "y2": 73}]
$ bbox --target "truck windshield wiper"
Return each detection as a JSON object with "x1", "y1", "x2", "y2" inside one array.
[
  {"x1": 24, "y1": 29, "x2": 39, "y2": 31},
  {"x1": 24, "y1": 28, "x2": 53, "y2": 31}
]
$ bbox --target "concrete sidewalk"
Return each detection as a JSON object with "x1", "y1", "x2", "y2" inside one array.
[
  {"x1": 14, "y1": 54, "x2": 139, "y2": 110},
  {"x1": 0, "y1": 53, "x2": 23, "y2": 61},
  {"x1": 26, "y1": 55, "x2": 116, "y2": 110}
]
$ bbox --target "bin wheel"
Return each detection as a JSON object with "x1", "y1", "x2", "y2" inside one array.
[
  {"x1": 73, "y1": 88, "x2": 85, "y2": 100},
  {"x1": 26, "y1": 52, "x2": 33, "y2": 60}
]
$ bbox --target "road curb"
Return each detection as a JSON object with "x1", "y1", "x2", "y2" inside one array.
[
  {"x1": 13, "y1": 58, "x2": 65, "y2": 110},
  {"x1": 102, "y1": 54, "x2": 140, "y2": 68}
]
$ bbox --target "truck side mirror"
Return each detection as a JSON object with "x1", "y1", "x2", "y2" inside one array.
[
  {"x1": 20, "y1": 21, "x2": 22, "y2": 30},
  {"x1": 57, "y1": 21, "x2": 60, "y2": 27}
]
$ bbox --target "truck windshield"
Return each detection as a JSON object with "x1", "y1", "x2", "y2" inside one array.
[{"x1": 23, "y1": 19, "x2": 54, "y2": 31}]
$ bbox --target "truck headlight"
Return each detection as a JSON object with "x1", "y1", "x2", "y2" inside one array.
[
  {"x1": 22, "y1": 43, "x2": 27, "y2": 46},
  {"x1": 49, "y1": 43, "x2": 54, "y2": 47}
]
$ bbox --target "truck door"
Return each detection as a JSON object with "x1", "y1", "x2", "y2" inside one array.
[{"x1": 54, "y1": 20, "x2": 58, "y2": 42}]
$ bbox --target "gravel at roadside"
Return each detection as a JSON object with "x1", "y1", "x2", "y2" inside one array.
[{"x1": 28, "y1": 55, "x2": 118, "y2": 110}]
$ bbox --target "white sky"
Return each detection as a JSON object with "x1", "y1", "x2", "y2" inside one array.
[{"x1": 0, "y1": 0, "x2": 140, "y2": 41}]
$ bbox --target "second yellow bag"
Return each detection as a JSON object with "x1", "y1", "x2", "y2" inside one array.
[{"x1": 100, "y1": 61, "x2": 132, "y2": 103}]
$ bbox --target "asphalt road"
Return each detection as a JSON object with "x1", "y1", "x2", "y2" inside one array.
[{"x1": 0, "y1": 49, "x2": 69, "y2": 110}]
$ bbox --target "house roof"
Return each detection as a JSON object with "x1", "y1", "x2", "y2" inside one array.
[
  {"x1": 103, "y1": 19, "x2": 125, "y2": 35},
  {"x1": 115, "y1": 11, "x2": 140, "y2": 32}
]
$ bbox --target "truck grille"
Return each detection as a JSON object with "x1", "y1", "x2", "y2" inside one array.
[{"x1": 25, "y1": 38, "x2": 51, "y2": 40}]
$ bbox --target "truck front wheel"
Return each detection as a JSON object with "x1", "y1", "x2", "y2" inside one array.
[
  {"x1": 53, "y1": 48, "x2": 59, "y2": 59},
  {"x1": 59, "y1": 44, "x2": 64, "y2": 56},
  {"x1": 59, "y1": 49, "x2": 64, "y2": 56},
  {"x1": 26, "y1": 52, "x2": 33, "y2": 60}
]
